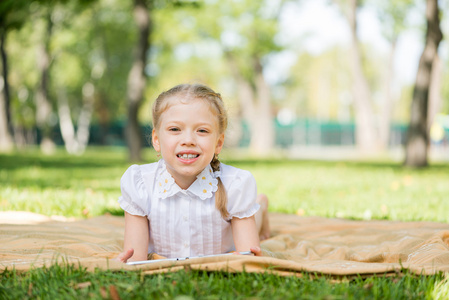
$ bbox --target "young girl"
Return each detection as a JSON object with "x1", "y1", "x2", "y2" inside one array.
[{"x1": 116, "y1": 83, "x2": 270, "y2": 263}]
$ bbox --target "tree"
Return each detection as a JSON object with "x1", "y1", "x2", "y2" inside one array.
[
  {"x1": 202, "y1": 0, "x2": 283, "y2": 155},
  {"x1": 0, "y1": 0, "x2": 29, "y2": 151},
  {"x1": 373, "y1": 0, "x2": 414, "y2": 150},
  {"x1": 34, "y1": 6, "x2": 56, "y2": 154},
  {"x1": 125, "y1": 0, "x2": 151, "y2": 162},
  {"x1": 31, "y1": 0, "x2": 101, "y2": 155},
  {"x1": 333, "y1": 0, "x2": 379, "y2": 153},
  {"x1": 404, "y1": 0, "x2": 443, "y2": 167},
  {"x1": 0, "y1": 25, "x2": 14, "y2": 151}
]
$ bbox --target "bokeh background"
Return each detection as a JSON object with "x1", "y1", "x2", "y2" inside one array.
[{"x1": 0, "y1": 0, "x2": 448, "y2": 166}]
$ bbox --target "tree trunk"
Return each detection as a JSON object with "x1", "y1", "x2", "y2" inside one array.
[
  {"x1": 347, "y1": 0, "x2": 378, "y2": 153},
  {"x1": 404, "y1": 0, "x2": 442, "y2": 168},
  {"x1": 0, "y1": 27, "x2": 14, "y2": 152},
  {"x1": 379, "y1": 38, "x2": 397, "y2": 151},
  {"x1": 225, "y1": 52, "x2": 274, "y2": 155},
  {"x1": 427, "y1": 54, "x2": 441, "y2": 131},
  {"x1": 57, "y1": 88, "x2": 78, "y2": 154},
  {"x1": 126, "y1": 0, "x2": 151, "y2": 162},
  {"x1": 75, "y1": 82, "x2": 95, "y2": 153},
  {"x1": 250, "y1": 56, "x2": 274, "y2": 155},
  {"x1": 35, "y1": 13, "x2": 55, "y2": 154},
  {"x1": 57, "y1": 83, "x2": 94, "y2": 155}
]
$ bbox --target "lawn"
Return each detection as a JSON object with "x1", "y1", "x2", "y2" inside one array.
[{"x1": 1, "y1": 147, "x2": 448, "y2": 299}]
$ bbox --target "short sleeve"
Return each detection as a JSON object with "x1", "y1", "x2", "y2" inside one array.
[
  {"x1": 118, "y1": 164, "x2": 150, "y2": 216},
  {"x1": 225, "y1": 169, "x2": 260, "y2": 221}
]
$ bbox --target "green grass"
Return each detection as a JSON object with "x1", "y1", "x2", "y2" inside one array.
[
  {"x1": 1, "y1": 264, "x2": 447, "y2": 299},
  {"x1": 1, "y1": 147, "x2": 449, "y2": 299},
  {"x1": 2, "y1": 147, "x2": 449, "y2": 222}
]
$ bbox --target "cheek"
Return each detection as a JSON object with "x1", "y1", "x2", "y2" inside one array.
[{"x1": 159, "y1": 136, "x2": 177, "y2": 151}]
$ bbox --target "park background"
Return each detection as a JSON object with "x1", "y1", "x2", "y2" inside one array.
[
  {"x1": 0, "y1": 0, "x2": 448, "y2": 166},
  {"x1": 2, "y1": 1, "x2": 449, "y2": 298},
  {"x1": 1, "y1": 0, "x2": 448, "y2": 228}
]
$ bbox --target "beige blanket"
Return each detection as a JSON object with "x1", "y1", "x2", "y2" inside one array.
[{"x1": 1, "y1": 212, "x2": 448, "y2": 277}]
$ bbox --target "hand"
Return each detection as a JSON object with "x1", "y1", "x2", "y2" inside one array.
[
  {"x1": 116, "y1": 248, "x2": 134, "y2": 263},
  {"x1": 250, "y1": 246, "x2": 263, "y2": 256}
]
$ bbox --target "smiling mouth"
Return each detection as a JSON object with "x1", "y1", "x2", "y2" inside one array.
[{"x1": 177, "y1": 154, "x2": 199, "y2": 159}]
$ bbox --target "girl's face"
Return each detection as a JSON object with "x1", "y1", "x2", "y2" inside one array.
[{"x1": 152, "y1": 98, "x2": 225, "y2": 190}]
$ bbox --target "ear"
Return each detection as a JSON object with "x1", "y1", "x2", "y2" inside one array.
[
  {"x1": 215, "y1": 133, "x2": 225, "y2": 155},
  {"x1": 152, "y1": 128, "x2": 161, "y2": 152}
]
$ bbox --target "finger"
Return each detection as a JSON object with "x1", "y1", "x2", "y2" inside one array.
[
  {"x1": 116, "y1": 248, "x2": 134, "y2": 263},
  {"x1": 250, "y1": 246, "x2": 262, "y2": 256}
]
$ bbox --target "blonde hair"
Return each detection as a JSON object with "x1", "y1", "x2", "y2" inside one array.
[{"x1": 152, "y1": 83, "x2": 229, "y2": 219}]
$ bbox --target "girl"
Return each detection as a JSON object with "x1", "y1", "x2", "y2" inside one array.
[{"x1": 117, "y1": 83, "x2": 270, "y2": 263}]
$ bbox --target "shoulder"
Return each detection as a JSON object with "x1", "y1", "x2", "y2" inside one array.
[
  {"x1": 118, "y1": 161, "x2": 161, "y2": 216},
  {"x1": 120, "y1": 161, "x2": 161, "y2": 188},
  {"x1": 219, "y1": 163, "x2": 254, "y2": 181},
  {"x1": 219, "y1": 163, "x2": 259, "y2": 219},
  {"x1": 219, "y1": 163, "x2": 256, "y2": 190},
  {"x1": 121, "y1": 161, "x2": 159, "y2": 178}
]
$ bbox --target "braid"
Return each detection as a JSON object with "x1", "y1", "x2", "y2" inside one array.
[
  {"x1": 210, "y1": 154, "x2": 221, "y2": 172},
  {"x1": 211, "y1": 154, "x2": 229, "y2": 220}
]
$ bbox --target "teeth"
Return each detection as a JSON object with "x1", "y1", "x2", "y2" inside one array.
[{"x1": 178, "y1": 154, "x2": 198, "y2": 159}]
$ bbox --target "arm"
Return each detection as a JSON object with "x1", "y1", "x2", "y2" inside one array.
[
  {"x1": 117, "y1": 212, "x2": 150, "y2": 263},
  {"x1": 231, "y1": 215, "x2": 263, "y2": 256}
]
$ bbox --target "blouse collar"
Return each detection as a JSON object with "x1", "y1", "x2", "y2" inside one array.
[{"x1": 156, "y1": 160, "x2": 219, "y2": 200}]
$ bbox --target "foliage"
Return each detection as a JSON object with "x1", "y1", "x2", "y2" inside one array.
[
  {"x1": 1, "y1": 0, "x2": 448, "y2": 160},
  {"x1": 286, "y1": 47, "x2": 353, "y2": 121},
  {"x1": 0, "y1": 263, "x2": 446, "y2": 299},
  {"x1": 371, "y1": 0, "x2": 416, "y2": 43}
]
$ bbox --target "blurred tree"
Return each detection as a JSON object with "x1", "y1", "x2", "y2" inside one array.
[
  {"x1": 0, "y1": 0, "x2": 29, "y2": 151},
  {"x1": 31, "y1": 0, "x2": 102, "y2": 154},
  {"x1": 373, "y1": 0, "x2": 414, "y2": 150},
  {"x1": 1, "y1": 0, "x2": 100, "y2": 153},
  {"x1": 427, "y1": 53, "x2": 442, "y2": 135},
  {"x1": 33, "y1": 4, "x2": 56, "y2": 154},
  {"x1": 0, "y1": 28, "x2": 14, "y2": 152},
  {"x1": 126, "y1": 0, "x2": 151, "y2": 162},
  {"x1": 88, "y1": 0, "x2": 135, "y2": 144},
  {"x1": 50, "y1": 1, "x2": 100, "y2": 154},
  {"x1": 404, "y1": 0, "x2": 442, "y2": 167},
  {"x1": 333, "y1": 0, "x2": 379, "y2": 153},
  {"x1": 287, "y1": 47, "x2": 352, "y2": 122},
  {"x1": 141, "y1": 2, "x2": 234, "y2": 143},
  {"x1": 203, "y1": 0, "x2": 283, "y2": 155}
]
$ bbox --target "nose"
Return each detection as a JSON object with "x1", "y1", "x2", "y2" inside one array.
[{"x1": 181, "y1": 130, "x2": 196, "y2": 146}]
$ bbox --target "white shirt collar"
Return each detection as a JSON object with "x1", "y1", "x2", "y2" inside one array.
[{"x1": 156, "y1": 159, "x2": 219, "y2": 200}]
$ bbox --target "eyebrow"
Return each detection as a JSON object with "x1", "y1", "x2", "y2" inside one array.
[{"x1": 164, "y1": 121, "x2": 215, "y2": 128}]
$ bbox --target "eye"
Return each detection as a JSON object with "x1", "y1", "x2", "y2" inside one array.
[
  {"x1": 168, "y1": 127, "x2": 180, "y2": 132},
  {"x1": 198, "y1": 128, "x2": 209, "y2": 133}
]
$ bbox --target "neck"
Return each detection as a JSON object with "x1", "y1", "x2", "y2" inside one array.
[{"x1": 175, "y1": 176, "x2": 196, "y2": 190}]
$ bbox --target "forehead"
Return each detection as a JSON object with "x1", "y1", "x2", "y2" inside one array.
[
  {"x1": 162, "y1": 96, "x2": 218, "y2": 115},
  {"x1": 159, "y1": 97, "x2": 219, "y2": 126}
]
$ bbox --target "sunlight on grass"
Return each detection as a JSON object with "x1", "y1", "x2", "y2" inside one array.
[
  {"x1": 1, "y1": 147, "x2": 449, "y2": 222},
  {"x1": 432, "y1": 275, "x2": 449, "y2": 300},
  {"x1": 235, "y1": 158, "x2": 449, "y2": 223},
  {"x1": 1, "y1": 147, "x2": 448, "y2": 299}
]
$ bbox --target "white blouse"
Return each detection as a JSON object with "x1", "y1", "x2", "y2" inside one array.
[{"x1": 118, "y1": 159, "x2": 260, "y2": 258}]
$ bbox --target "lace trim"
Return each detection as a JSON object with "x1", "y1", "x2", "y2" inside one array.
[
  {"x1": 227, "y1": 203, "x2": 260, "y2": 221},
  {"x1": 191, "y1": 166, "x2": 219, "y2": 200}
]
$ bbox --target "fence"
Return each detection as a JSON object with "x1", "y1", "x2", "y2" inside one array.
[
  {"x1": 239, "y1": 119, "x2": 411, "y2": 149},
  {"x1": 23, "y1": 118, "x2": 449, "y2": 150}
]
